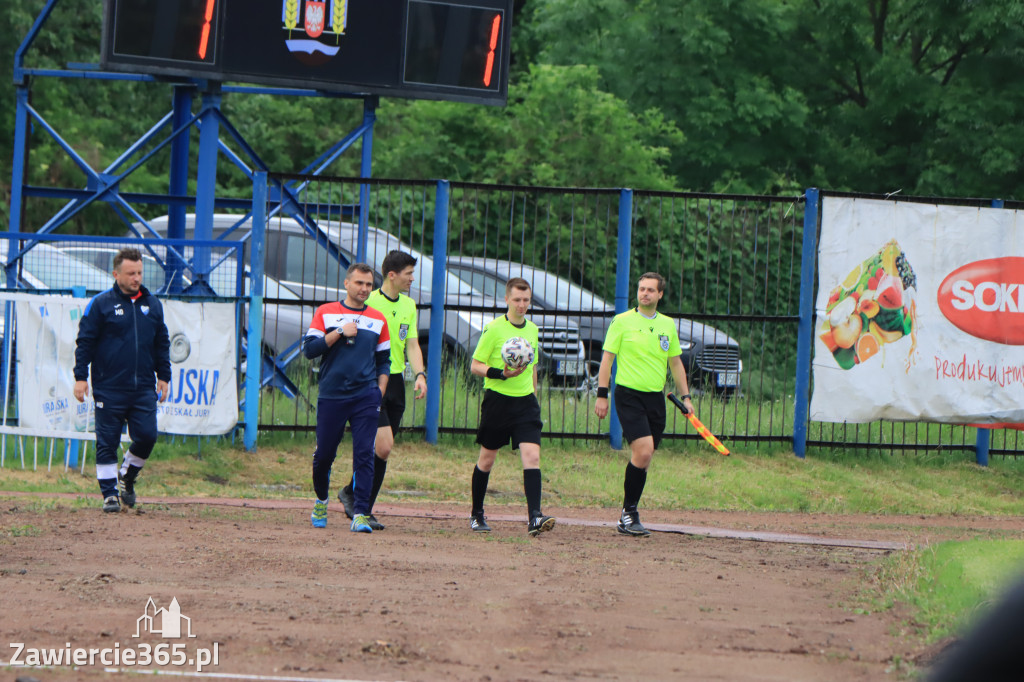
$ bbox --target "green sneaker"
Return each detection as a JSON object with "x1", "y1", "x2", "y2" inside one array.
[
  {"x1": 351, "y1": 514, "x2": 373, "y2": 533},
  {"x1": 311, "y1": 499, "x2": 328, "y2": 528}
]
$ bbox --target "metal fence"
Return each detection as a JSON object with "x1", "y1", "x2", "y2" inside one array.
[
  {"x1": 2, "y1": 177, "x2": 1023, "y2": 463},
  {"x1": 251, "y1": 175, "x2": 1024, "y2": 459}
]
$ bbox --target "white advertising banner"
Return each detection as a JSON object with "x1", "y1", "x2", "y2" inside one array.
[
  {"x1": 812, "y1": 197, "x2": 1024, "y2": 425},
  {"x1": 16, "y1": 297, "x2": 238, "y2": 436}
]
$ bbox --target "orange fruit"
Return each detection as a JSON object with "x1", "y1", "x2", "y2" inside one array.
[{"x1": 855, "y1": 333, "x2": 880, "y2": 363}]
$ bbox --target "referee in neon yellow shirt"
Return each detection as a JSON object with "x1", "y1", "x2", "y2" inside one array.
[
  {"x1": 594, "y1": 272, "x2": 693, "y2": 536},
  {"x1": 338, "y1": 251, "x2": 427, "y2": 529},
  {"x1": 468, "y1": 277, "x2": 555, "y2": 536}
]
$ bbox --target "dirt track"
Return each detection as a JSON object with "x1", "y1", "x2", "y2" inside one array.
[{"x1": 3, "y1": 497, "x2": 1020, "y2": 681}]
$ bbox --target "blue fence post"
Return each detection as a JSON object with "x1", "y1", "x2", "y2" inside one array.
[
  {"x1": 244, "y1": 172, "x2": 268, "y2": 451},
  {"x1": 425, "y1": 180, "x2": 449, "y2": 445},
  {"x1": 609, "y1": 188, "x2": 634, "y2": 450},
  {"x1": 792, "y1": 188, "x2": 820, "y2": 458},
  {"x1": 65, "y1": 285, "x2": 89, "y2": 468},
  {"x1": 973, "y1": 198, "x2": 1005, "y2": 466}
]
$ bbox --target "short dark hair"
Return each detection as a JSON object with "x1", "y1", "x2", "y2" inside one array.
[
  {"x1": 381, "y1": 250, "x2": 417, "y2": 277},
  {"x1": 506, "y1": 277, "x2": 531, "y2": 296},
  {"x1": 638, "y1": 272, "x2": 665, "y2": 292},
  {"x1": 113, "y1": 247, "x2": 143, "y2": 272},
  {"x1": 346, "y1": 262, "x2": 374, "y2": 278}
]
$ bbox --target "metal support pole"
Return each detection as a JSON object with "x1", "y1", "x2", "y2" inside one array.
[
  {"x1": 974, "y1": 198, "x2": 1005, "y2": 466},
  {"x1": 244, "y1": 172, "x2": 268, "y2": 451},
  {"x1": 194, "y1": 88, "x2": 221, "y2": 289},
  {"x1": 609, "y1": 188, "x2": 633, "y2": 450},
  {"x1": 167, "y1": 86, "x2": 193, "y2": 293},
  {"x1": 792, "y1": 188, "x2": 820, "y2": 458},
  {"x1": 425, "y1": 180, "x2": 449, "y2": 445},
  {"x1": 356, "y1": 96, "x2": 377, "y2": 263}
]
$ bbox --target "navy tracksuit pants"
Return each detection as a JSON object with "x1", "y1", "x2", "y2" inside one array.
[
  {"x1": 94, "y1": 389, "x2": 158, "y2": 497},
  {"x1": 312, "y1": 386, "x2": 381, "y2": 516}
]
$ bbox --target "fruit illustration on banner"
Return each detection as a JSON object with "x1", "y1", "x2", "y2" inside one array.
[{"x1": 820, "y1": 239, "x2": 917, "y2": 370}]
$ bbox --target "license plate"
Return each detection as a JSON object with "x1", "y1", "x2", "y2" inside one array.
[
  {"x1": 716, "y1": 372, "x2": 739, "y2": 387},
  {"x1": 556, "y1": 360, "x2": 583, "y2": 376}
]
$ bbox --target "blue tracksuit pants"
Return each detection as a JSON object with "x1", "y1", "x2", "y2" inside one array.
[{"x1": 312, "y1": 386, "x2": 381, "y2": 515}]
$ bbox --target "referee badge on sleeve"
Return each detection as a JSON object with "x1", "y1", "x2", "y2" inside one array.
[
  {"x1": 659, "y1": 334, "x2": 670, "y2": 351},
  {"x1": 399, "y1": 323, "x2": 409, "y2": 340}
]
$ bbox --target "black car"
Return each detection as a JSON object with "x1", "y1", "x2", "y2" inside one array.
[{"x1": 446, "y1": 257, "x2": 742, "y2": 395}]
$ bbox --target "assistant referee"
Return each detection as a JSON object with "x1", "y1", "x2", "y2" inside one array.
[{"x1": 594, "y1": 272, "x2": 694, "y2": 537}]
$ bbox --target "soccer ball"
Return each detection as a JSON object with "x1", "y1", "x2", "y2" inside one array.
[{"x1": 501, "y1": 337, "x2": 534, "y2": 370}]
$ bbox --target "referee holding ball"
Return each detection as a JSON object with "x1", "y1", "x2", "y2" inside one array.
[
  {"x1": 468, "y1": 277, "x2": 555, "y2": 537},
  {"x1": 594, "y1": 272, "x2": 693, "y2": 537}
]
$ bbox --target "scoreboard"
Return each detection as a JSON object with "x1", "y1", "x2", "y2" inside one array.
[{"x1": 101, "y1": 0, "x2": 513, "y2": 105}]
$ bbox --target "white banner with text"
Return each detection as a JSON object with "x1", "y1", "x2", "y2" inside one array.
[
  {"x1": 812, "y1": 197, "x2": 1024, "y2": 425},
  {"x1": 16, "y1": 297, "x2": 238, "y2": 436}
]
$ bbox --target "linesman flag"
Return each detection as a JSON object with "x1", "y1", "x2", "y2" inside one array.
[{"x1": 667, "y1": 393, "x2": 730, "y2": 456}]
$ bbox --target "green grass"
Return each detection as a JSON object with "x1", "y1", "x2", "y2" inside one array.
[{"x1": 868, "y1": 539, "x2": 1024, "y2": 646}]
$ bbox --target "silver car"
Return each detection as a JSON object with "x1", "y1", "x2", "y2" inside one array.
[
  {"x1": 447, "y1": 257, "x2": 743, "y2": 395},
  {"x1": 136, "y1": 214, "x2": 587, "y2": 383}
]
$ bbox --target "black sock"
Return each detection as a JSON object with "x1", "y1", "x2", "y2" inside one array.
[
  {"x1": 123, "y1": 464, "x2": 142, "y2": 484},
  {"x1": 368, "y1": 456, "x2": 387, "y2": 511},
  {"x1": 523, "y1": 468, "x2": 542, "y2": 519},
  {"x1": 471, "y1": 465, "x2": 490, "y2": 516},
  {"x1": 623, "y1": 462, "x2": 648, "y2": 513}
]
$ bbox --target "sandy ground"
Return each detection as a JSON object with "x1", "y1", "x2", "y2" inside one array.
[{"x1": 2, "y1": 496, "x2": 1021, "y2": 682}]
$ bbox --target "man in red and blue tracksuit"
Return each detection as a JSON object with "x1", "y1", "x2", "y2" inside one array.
[
  {"x1": 73, "y1": 248, "x2": 171, "y2": 513},
  {"x1": 303, "y1": 262, "x2": 391, "y2": 533}
]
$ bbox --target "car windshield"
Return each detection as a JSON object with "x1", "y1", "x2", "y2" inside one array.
[
  {"x1": 200, "y1": 258, "x2": 299, "y2": 300},
  {"x1": 1, "y1": 243, "x2": 112, "y2": 291},
  {"x1": 500, "y1": 266, "x2": 611, "y2": 311},
  {"x1": 60, "y1": 247, "x2": 170, "y2": 292},
  {"x1": 339, "y1": 229, "x2": 477, "y2": 296}
]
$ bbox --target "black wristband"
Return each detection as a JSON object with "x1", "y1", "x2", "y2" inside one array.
[
  {"x1": 597, "y1": 387, "x2": 609, "y2": 399},
  {"x1": 679, "y1": 393, "x2": 691, "y2": 400},
  {"x1": 486, "y1": 367, "x2": 506, "y2": 380},
  {"x1": 415, "y1": 371, "x2": 426, "y2": 380}
]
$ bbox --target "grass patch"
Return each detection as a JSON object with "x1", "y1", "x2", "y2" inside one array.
[
  {"x1": 870, "y1": 539, "x2": 1024, "y2": 643},
  {"x1": 4, "y1": 433, "x2": 1024, "y2": 517}
]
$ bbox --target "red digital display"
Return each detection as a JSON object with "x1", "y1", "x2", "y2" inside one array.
[
  {"x1": 483, "y1": 14, "x2": 499, "y2": 87},
  {"x1": 198, "y1": 0, "x2": 216, "y2": 59}
]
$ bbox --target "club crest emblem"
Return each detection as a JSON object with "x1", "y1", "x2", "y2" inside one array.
[
  {"x1": 282, "y1": 0, "x2": 346, "y2": 65},
  {"x1": 659, "y1": 334, "x2": 670, "y2": 352},
  {"x1": 399, "y1": 323, "x2": 409, "y2": 341}
]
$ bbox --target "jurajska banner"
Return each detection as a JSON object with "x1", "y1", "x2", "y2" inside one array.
[
  {"x1": 16, "y1": 297, "x2": 238, "y2": 436},
  {"x1": 811, "y1": 197, "x2": 1024, "y2": 425}
]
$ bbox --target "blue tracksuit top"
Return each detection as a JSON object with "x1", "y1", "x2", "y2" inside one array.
[{"x1": 74, "y1": 284, "x2": 172, "y2": 399}]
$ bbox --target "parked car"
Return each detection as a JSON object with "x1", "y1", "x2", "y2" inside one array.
[
  {"x1": 446, "y1": 257, "x2": 743, "y2": 395},
  {"x1": 53, "y1": 244, "x2": 184, "y2": 293},
  {"x1": 137, "y1": 214, "x2": 588, "y2": 384},
  {"x1": 1, "y1": 241, "x2": 114, "y2": 293},
  {"x1": 0, "y1": 240, "x2": 115, "y2": 351},
  {"x1": 66, "y1": 238, "x2": 313, "y2": 357}
]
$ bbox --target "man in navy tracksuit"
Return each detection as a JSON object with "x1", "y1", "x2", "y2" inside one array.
[
  {"x1": 303, "y1": 262, "x2": 391, "y2": 533},
  {"x1": 74, "y1": 248, "x2": 171, "y2": 513}
]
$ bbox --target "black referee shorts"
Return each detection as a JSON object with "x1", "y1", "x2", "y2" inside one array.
[
  {"x1": 377, "y1": 373, "x2": 407, "y2": 432},
  {"x1": 475, "y1": 389, "x2": 543, "y2": 451},
  {"x1": 614, "y1": 385, "x2": 667, "y2": 449}
]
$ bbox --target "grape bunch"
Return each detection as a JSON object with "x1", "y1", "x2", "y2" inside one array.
[{"x1": 895, "y1": 252, "x2": 917, "y2": 290}]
